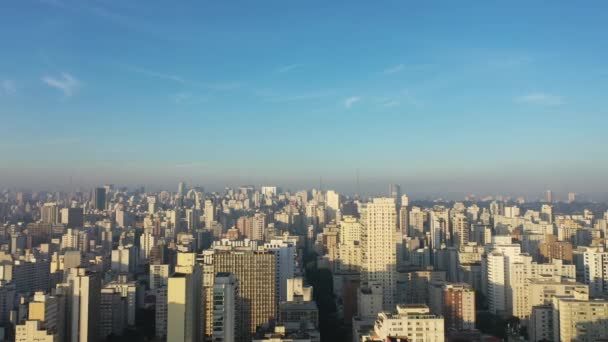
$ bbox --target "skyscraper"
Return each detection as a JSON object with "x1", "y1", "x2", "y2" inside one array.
[
  {"x1": 442, "y1": 283, "x2": 476, "y2": 331},
  {"x1": 212, "y1": 272, "x2": 239, "y2": 342},
  {"x1": 167, "y1": 253, "x2": 203, "y2": 342},
  {"x1": 388, "y1": 184, "x2": 401, "y2": 202},
  {"x1": 583, "y1": 248, "x2": 608, "y2": 297},
  {"x1": 178, "y1": 181, "x2": 186, "y2": 197},
  {"x1": 61, "y1": 208, "x2": 84, "y2": 229},
  {"x1": 545, "y1": 189, "x2": 553, "y2": 203},
  {"x1": 205, "y1": 249, "x2": 277, "y2": 339},
  {"x1": 67, "y1": 268, "x2": 101, "y2": 342},
  {"x1": 41, "y1": 202, "x2": 59, "y2": 225},
  {"x1": 204, "y1": 199, "x2": 215, "y2": 228},
  {"x1": 93, "y1": 187, "x2": 106, "y2": 211},
  {"x1": 361, "y1": 198, "x2": 397, "y2": 310}
]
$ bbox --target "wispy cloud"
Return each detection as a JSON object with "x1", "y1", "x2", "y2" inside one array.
[
  {"x1": 276, "y1": 64, "x2": 302, "y2": 73},
  {"x1": 41, "y1": 73, "x2": 82, "y2": 97},
  {"x1": 123, "y1": 65, "x2": 241, "y2": 91},
  {"x1": 515, "y1": 93, "x2": 564, "y2": 106},
  {"x1": 344, "y1": 96, "x2": 360, "y2": 109},
  {"x1": 1, "y1": 80, "x2": 16, "y2": 95},
  {"x1": 254, "y1": 88, "x2": 335, "y2": 103},
  {"x1": 377, "y1": 90, "x2": 423, "y2": 109},
  {"x1": 381, "y1": 63, "x2": 433, "y2": 75},
  {"x1": 383, "y1": 64, "x2": 404, "y2": 74}
]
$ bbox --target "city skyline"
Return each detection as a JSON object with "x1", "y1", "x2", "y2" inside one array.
[{"x1": 2, "y1": 1, "x2": 608, "y2": 195}]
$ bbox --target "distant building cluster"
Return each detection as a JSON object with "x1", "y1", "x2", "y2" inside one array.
[{"x1": 0, "y1": 184, "x2": 606, "y2": 341}]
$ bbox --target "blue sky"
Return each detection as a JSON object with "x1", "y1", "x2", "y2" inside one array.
[{"x1": 1, "y1": 1, "x2": 607, "y2": 198}]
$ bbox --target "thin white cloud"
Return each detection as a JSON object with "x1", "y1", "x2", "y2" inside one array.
[
  {"x1": 41, "y1": 73, "x2": 82, "y2": 97},
  {"x1": 1, "y1": 80, "x2": 16, "y2": 95},
  {"x1": 381, "y1": 63, "x2": 434, "y2": 75},
  {"x1": 276, "y1": 64, "x2": 302, "y2": 73},
  {"x1": 123, "y1": 65, "x2": 241, "y2": 91},
  {"x1": 254, "y1": 88, "x2": 335, "y2": 103},
  {"x1": 344, "y1": 96, "x2": 360, "y2": 109},
  {"x1": 515, "y1": 93, "x2": 564, "y2": 106},
  {"x1": 383, "y1": 64, "x2": 404, "y2": 74},
  {"x1": 377, "y1": 90, "x2": 423, "y2": 109}
]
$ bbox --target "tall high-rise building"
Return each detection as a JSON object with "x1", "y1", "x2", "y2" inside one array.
[
  {"x1": 552, "y1": 294, "x2": 608, "y2": 342},
  {"x1": 205, "y1": 249, "x2": 277, "y2": 339},
  {"x1": 185, "y1": 208, "x2": 199, "y2": 232},
  {"x1": 430, "y1": 208, "x2": 449, "y2": 249},
  {"x1": 484, "y1": 251, "x2": 508, "y2": 316},
  {"x1": 204, "y1": 199, "x2": 215, "y2": 228},
  {"x1": 568, "y1": 192, "x2": 576, "y2": 203},
  {"x1": 264, "y1": 240, "x2": 296, "y2": 302},
  {"x1": 545, "y1": 189, "x2": 553, "y2": 203},
  {"x1": 539, "y1": 235, "x2": 573, "y2": 263},
  {"x1": 61, "y1": 208, "x2": 84, "y2": 229},
  {"x1": 540, "y1": 204, "x2": 553, "y2": 223},
  {"x1": 139, "y1": 231, "x2": 156, "y2": 262},
  {"x1": 98, "y1": 287, "x2": 127, "y2": 339},
  {"x1": 167, "y1": 253, "x2": 203, "y2": 342},
  {"x1": 251, "y1": 213, "x2": 266, "y2": 241},
  {"x1": 361, "y1": 198, "x2": 397, "y2": 310},
  {"x1": 93, "y1": 188, "x2": 106, "y2": 211},
  {"x1": 41, "y1": 202, "x2": 60, "y2": 225},
  {"x1": 525, "y1": 277, "x2": 588, "y2": 320},
  {"x1": 67, "y1": 267, "x2": 101, "y2": 342},
  {"x1": 149, "y1": 264, "x2": 170, "y2": 290},
  {"x1": 408, "y1": 206, "x2": 426, "y2": 238},
  {"x1": 178, "y1": 181, "x2": 186, "y2": 197},
  {"x1": 429, "y1": 281, "x2": 476, "y2": 331},
  {"x1": 325, "y1": 190, "x2": 341, "y2": 223},
  {"x1": 388, "y1": 184, "x2": 401, "y2": 202},
  {"x1": 337, "y1": 215, "x2": 362, "y2": 272},
  {"x1": 452, "y1": 214, "x2": 470, "y2": 248},
  {"x1": 212, "y1": 272, "x2": 239, "y2": 342},
  {"x1": 583, "y1": 248, "x2": 608, "y2": 298}
]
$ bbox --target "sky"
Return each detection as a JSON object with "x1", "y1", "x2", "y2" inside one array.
[{"x1": 1, "y1": 1, "x2": 607, "y2": 199}]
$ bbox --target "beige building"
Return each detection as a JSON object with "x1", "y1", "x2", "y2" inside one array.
[
  {"x1": 525, "y1": 276, "x2": 588, "y2": 320},
  {"x1": 337, "y1": 216, "x2": 362, "y2": 273},
  {"x1": 362, "y1": 305, "x2": 444, "y2": 342},
  {"x1": 203, "y1": 249, "x2": 277, "y2": 340},
  {"x1": 67, "y1": 268, "x2": 100, "y2": 342},
  {"x1": 167, "y1": 253, "x2": 203, "y2": 342},
  {"x1": 552, "y1": 295, "x2": 608, "y2": 342},
  {"x1": 360, "y1": 198, "x2": 397, "y2": 310},
  {"x1": 15, "y1": 320, "x2": 57, "y2": 342}
]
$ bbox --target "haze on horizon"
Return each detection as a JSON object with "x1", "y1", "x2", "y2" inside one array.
[{"x1": 1, "y1": 1, "x2": 607, "y2": 199}]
